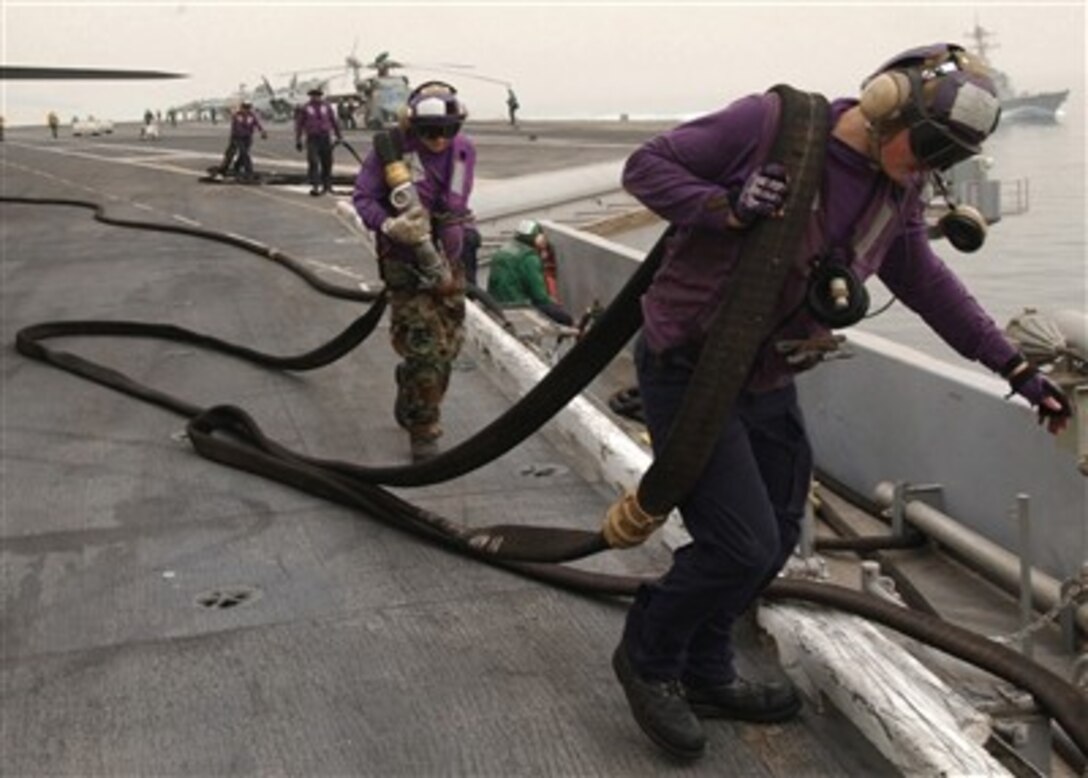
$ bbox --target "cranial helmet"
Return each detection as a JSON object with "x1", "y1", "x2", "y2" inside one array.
[
  {"x1": 859, "y1": 43, "x2": 1001, "y2": 170},
  {"x1": 406, "y1": 81, "x2": 468, "y2": 127},
  {"x1": 515, "y1": 219, "x2": 543, "y2": 245}
]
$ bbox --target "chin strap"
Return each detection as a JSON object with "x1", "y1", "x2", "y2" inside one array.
[{"x1": 864, "y1": 121, "x2": 886, "y2": 171}]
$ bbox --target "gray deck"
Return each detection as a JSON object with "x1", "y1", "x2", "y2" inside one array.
[{"x1": 1, "y1": 121, "x2": 894, "y2": 775}]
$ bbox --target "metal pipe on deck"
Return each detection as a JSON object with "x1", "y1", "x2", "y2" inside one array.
[{"x1": 874, "y1": 481, "x2": 1088, "y2": 634}]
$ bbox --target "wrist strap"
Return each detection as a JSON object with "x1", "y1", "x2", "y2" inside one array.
[{"x1": 1001, "y1": 354, "x2": 1036, "y2": 391}]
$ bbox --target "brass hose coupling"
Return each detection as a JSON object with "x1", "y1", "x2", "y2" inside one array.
[{"x1": 602, "y1": 490, "x2": 667, "y2": 548}]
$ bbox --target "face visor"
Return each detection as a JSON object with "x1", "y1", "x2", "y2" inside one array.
[
  {"x1": 908, "y1": 118, "x2": 979, "y2": 171},
  {"x1": 909, "y1": 64, "x2": 1001, "y2": 171},
  {"x1": 416, "y1": 122, "x2": 461, "y2": 140}
]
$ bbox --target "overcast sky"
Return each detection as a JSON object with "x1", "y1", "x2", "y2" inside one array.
[{"x1": 1, "y1": 1, "x2": 1084, "y2": 126}]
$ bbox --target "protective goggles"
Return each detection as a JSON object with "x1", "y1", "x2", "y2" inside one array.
[
  {"x1": 417, "y1": 123, "x2": 461, "y2": 140},
  {"x1": 907, "y1": 56, "x2": 995, "y2": 171},
  {"x1": 908, "y1": 118, "x2": 978, "y2": 171}
]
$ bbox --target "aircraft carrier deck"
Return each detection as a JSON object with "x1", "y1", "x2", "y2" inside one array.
[{"x1": 5, "y1": 119, "x2": 1078, "y2": 776}]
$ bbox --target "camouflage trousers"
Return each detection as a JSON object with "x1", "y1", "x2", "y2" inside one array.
[{"x1": 389, "y1": 286, "x2": 466, "y2": 441}]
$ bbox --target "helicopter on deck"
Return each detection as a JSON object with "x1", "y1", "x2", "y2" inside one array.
[
  {"x1": 170, "y1": 73, "x2": 328, "y2": 124},
  {"x1": 289, "y1": 48, "x2": 512, "y2": 129},
  {"x1": 252, "y1": 74, "x2": 331, "y2": 122}
]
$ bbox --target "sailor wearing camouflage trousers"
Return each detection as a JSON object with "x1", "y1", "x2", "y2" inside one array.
[{"x1": 351, "y1": 83, "x2": 475, "y2": 461}]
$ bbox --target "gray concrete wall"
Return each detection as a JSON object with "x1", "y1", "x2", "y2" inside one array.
[
  {"x1": 544, "y1": 219, "x2": 650, "y2": 345},
  {"x1": 798, "y1": 330, "x2": 1086, "y2": 581}
]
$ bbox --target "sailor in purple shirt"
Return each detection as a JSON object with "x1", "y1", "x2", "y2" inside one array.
[
  {"x1": 216, "y1": 100, "x2": 266, "y2": 180},
  {"x1": 352, "y1": 81, "x2": 476, "y2": 462},
  {"x1": 295, "y1": 86, "x2": 342, "y2": 196},
  {"x1": 609, "y1": 44, "x2": 1073, "y2": 760}
]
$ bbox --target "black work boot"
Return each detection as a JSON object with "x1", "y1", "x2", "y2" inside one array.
[
  {"x1": 683, "y1": 676, "x2": 802, "y2": 722},
  {"x1": 612, "y1": 641, "x2": 706, "y2": 760}
]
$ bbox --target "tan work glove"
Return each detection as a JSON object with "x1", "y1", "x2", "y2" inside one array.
[
  {"x1": 602, "y1": 490, "x2": 667, "y2": 548},
  {"x1": 381, "y1": 206, "x2": 429, "y2": 246}
]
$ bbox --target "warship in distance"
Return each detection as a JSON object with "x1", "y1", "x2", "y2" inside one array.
[{"x1": 966, "y1": 22, "x2": 1069, "y2": 122}]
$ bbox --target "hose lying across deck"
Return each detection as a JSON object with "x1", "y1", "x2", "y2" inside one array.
[{"x1": 5, "y1": 194, "x2": 1087, "y2": 758}]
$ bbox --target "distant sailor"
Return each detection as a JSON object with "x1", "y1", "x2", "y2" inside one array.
[
  {"x1": 295, "y1": 86, "x2": 342, "y2": 196},
  {"x1": 217, "y1": 100, "x2": 266, "y2": 180},
  {"x1": 506, "y1": 87, "x2": 520, "y2": 127},
  {"x1": 351, "y1": 81, "x2": 476, "y2": 462},
  {"x1": 605, "y1": 43, "x2": 1074, "y2": 761}
]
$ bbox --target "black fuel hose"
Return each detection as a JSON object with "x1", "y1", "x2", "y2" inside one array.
[
  {"x1": 7, "y1": 195, "x2": 638, "y2": 560},
  {"x1": 199, "y1": 138, "x2": 365, "y2": 187},
  {"x1": 0, "y1": 196, "x2": 381, "y2": 302},
  {"x1": 185, "y1": 406, "x2": 1088, "y2": 757},
  {"x1": 636, "y1": 86, "x2": 829, "y2": 516},
  {"x1": 7, "y1": 195, "x2": 1087, "y2": 760},
  {"x1": 7, "y1": 195, "x2": 665, "y2": 489},
  {"x1": 184, "y1": 227, "x2": 667, "y2": 487}
]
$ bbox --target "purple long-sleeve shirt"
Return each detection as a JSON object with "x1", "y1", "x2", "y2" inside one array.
[
  {"x1": 352, "y1": 131, "x2": 476, "y2": 271},
  {"x1": 623, "y1": 93, "x2": 1017, "y2": 391},
  {"x1": 294, "y1": 98, "x2": 341, "y2": 141},
  {"x1": 230, "y1": 110, "x2": 263, "y2": 139}
]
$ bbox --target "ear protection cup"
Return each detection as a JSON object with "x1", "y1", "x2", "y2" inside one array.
[
  {"x1": 938, "y1": 204, "x2": 987, "y2": 252},
  {"x1": 859, "y1": 70, "x2": 913, "y2": 123}
]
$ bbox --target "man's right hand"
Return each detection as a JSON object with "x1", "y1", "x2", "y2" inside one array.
[
  {"x1": 381, "y1": 207, "x2": 430, "y2": 246},
  {"x1": 295, "y1": 140, "x2": 303, "y2": 152}
]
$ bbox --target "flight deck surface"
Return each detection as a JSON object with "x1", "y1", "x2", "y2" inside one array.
[{"x1": 2, "y1": 120, "x2": 897, "y2": 775}]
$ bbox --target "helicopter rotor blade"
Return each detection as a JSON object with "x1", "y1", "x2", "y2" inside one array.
[
  {"x1": 402, "y1": 63, "x2": 510, "y2": 87},
  {"x1": 1, "y1": 66, "x2": 186, "y2": 80},
  {"x1": 276, "y1": 65, "x2": 342, "y2": 77}
]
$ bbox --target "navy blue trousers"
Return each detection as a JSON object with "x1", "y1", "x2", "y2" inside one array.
[
  {"x1": 623, "y1": 335, "x2": 812, "y2": 684},
  {"x1": 220, "y1": 135, "x2": 254, "y2": 177},
  {"x1": 306, "y1": 134, "x2": 334, "y2": 190}
]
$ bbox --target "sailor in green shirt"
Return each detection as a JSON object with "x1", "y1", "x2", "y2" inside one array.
[{"x1": 487, "y1": 220, "x2": 573, "y2": 325}]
